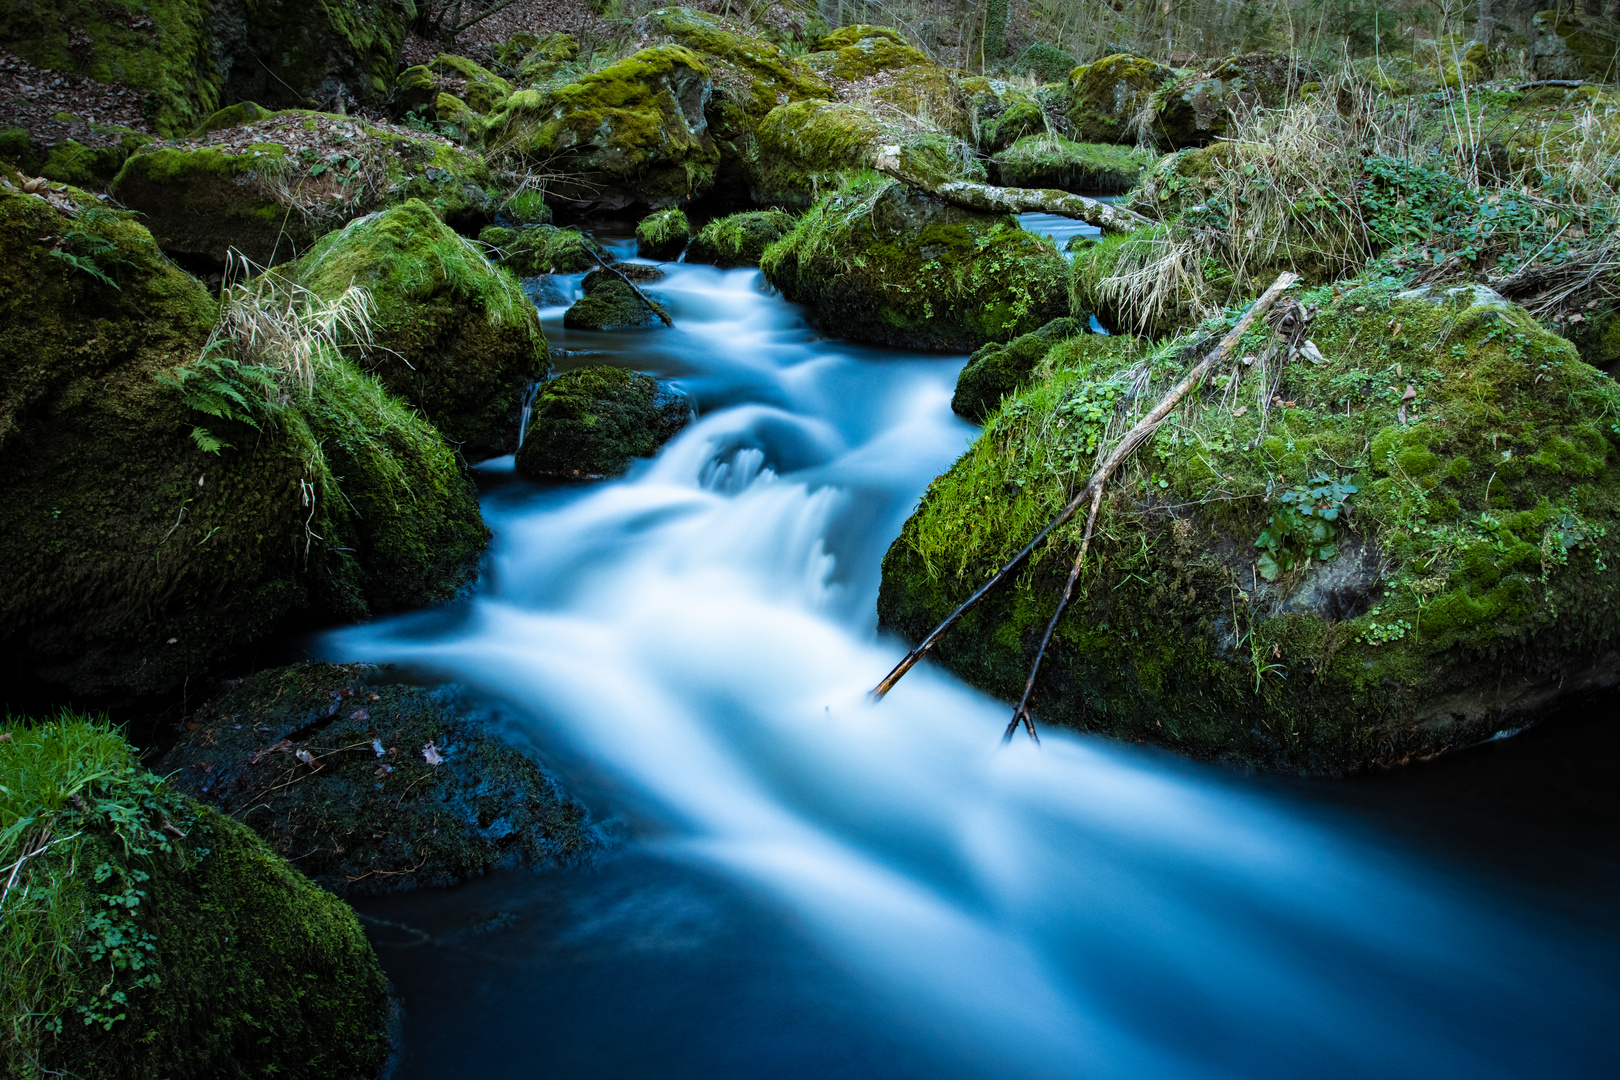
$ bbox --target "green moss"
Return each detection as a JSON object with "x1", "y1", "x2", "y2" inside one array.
[
  {"x1": 636, "y1": 206, "x2": 691, "y2": 259},
  {"x1": 289, "y1": 200, "x2": 549, "y2": 458},
  {"x1": 2, "y1": 714, "x2": 389, "y2": 1079},
  {"x1": 984, "y1": 95, "x2": 1046, "y2": 152},
  {"x1": 806, "y1": 28, "x2": 930, "y2": 82},
  {"x1": 1008, "y1": 43, "x2": 1079, "y2": 85},
  {"x1": 499, "y1": 187, "x2": 552, "y2": 224},
  {"x1": 514, "y1": 366, "x2": 690, "y2": 479},
  {"x1": 634, "y1": 7, "x2": 832, "y2": 119},
  {"x1": 0, "y1": 187, "x2": 486, "y2": 697},
  {"x1": 160, "y1": 662, "x2": 598, "y2": 896},
  {"x1": 514, "y1": 33, "x2": 583, "y2": 85},
  {"x1": 484, "y1": 45, "x2": 721, "y2": 209},
  {"x1": 989, "y1": 135, "x2": 1153, "y2": 193},
  {"x1": 431, "y1": 53, "x2": 514, "y2": 113},
  {"x1": 1065, "y1": 54, "x2": 1176, "y2": 145},
  {"x1": 688, "y1": 208, "x2": 795, "y2": 267},
  {"x1": 761, "y1": 174, "x2": 1070, "y2": 352},
  {"x1": 480, "y1": 224, "x2": 602, "y2": 275},
  {"x1": 953, "y1": 319, "x2": 1129, "y2": 423},
  {"x1": 563, "y1": 279, "x2": 669, "y2": 331},
  {"x1": 1532, "y1": 10, "x2": 1620, "y2": 81},
  {"x1": 815, "y1": 25, "x2": 908, "y2": 51},
  {"x1": 879, "y1": 275, "x2": 1620, "y2": 773},
  {"x1": 191, "y1": 101, "x2": 275, "y2": 135}
]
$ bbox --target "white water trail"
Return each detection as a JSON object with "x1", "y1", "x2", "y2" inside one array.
[{"x1": 328, "y1": 263, "x2": 1616, "y2": 1079}]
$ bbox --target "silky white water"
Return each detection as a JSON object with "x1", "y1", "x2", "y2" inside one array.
[{"x1": 326, "y1": 247, "x2": 1617, "y2": 1078}]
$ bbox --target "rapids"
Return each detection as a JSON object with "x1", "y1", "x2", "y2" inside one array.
[{"x1": 322, "y1": 238, "x2": 1619, "y2": 1079}]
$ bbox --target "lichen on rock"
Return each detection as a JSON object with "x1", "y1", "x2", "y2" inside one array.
[
  {"x1": 761, "y1": 174, "x2": 1069, "y2": 352},
  {"x1": 515, "y1": 365, "x2": 691, "y2": 479},
  {"x1": 287, "y1": 199, "x2": 549, "y2": 458},
  {"x1": 880, "y1": 275, "x2": 1620, "y2": 773}
]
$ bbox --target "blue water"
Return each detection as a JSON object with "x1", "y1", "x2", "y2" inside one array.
[{"x1": 323, "y1": 247, "x2": 1620, "y2": 1078}]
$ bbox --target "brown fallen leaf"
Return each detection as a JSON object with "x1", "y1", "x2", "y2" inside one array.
[{"x1": 422, "y1": 741, "x2": 445, "y2": 766}]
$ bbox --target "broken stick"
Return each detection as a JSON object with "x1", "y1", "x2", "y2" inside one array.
[
  {"x1": 588, "y1": 249, "x2": 675, "y2": 328},
  {"x1": 871, "y1": 270, "x2": 1301, "y2": 706}
]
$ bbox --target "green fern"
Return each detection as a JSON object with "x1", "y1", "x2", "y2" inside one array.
[{"x1": 157, "y1": 346, "x2": 281, "y2": 454}]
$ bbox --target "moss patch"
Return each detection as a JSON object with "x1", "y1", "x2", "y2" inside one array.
[
  {"x1": 954, "y1": 317, "x2": 1103, "y2": 423},
  {"x1": 1065, "y1": 54, "x2": 1177, "y2": 145},
  {"x1": 880, "y1": 275, "x2": 1620, "y2": 773},
  {"x1": 761, "y1": 174, "x2": 1069, "y2": 352},
  {"x1": 563, "y1": 278, "x2": 669, "y2": 331},
  {"x1": 989, "y1": 135, "x2": 1154, "y2": 194},
  {"x1": 636, "y1": 206, "x2": 691, "y2": 259},
  {"x1": 688, "y1": 208, "x2": 795, "y2": 267},
  {"x1": 2, "y1": 714, "x2": 389, "y2": 1079},
  {"x1": 515, "y1": 366, "x2": 690, "y2": 479},
  {"x1": 159, "y1": 662, "x2": 598, "y2": 897},
  {"x1": 289, "y1": 200, "x2": 550, "y2": 458}
]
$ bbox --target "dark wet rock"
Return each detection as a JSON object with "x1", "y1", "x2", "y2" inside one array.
[
  {"x1": 564, "y1": 277, "x2": 670, "y2": 331},
  {"x1": 581, "y1": 262, "x2": 665, "y2": 292},
  {"x1": 1532, "y1": 10, "x2": 1620, "y2": 81},
  {"x1": 1155, "y1": 54, "x2": 1317, "y2": 147},
  {"x1": 515, "y1": 366, "x2": 691, "y2": 480},
  {"x1": 161, "y1": 662, "x2": 598, "y2": 897},
  {"x1": 480, "y1": 223, "x2": 604, "y2": 276}
]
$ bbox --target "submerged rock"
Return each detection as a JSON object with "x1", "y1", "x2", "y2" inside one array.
[
  {"x1": 880, "y1": 277, "x2": 1620, "y2": 773},
  {"x1": 515, "y1": 366, "x2": 690, "y2": 480},
  {"x1": 760, "y1": 176, "x2": 1069, "y2": 352},
  {"x1": 687, "y1": 208, "x2": 795, "y2": 267},
  {"x1": 636, "y1": 206, "x2": 691, "y2": 259},
  {"x1": 0, "y1": 179, "x2": 486, "y2": 697},
  {"x1": 988, "y1": 135, "x2": 1154, "y2": 194},
  {"x1": 288, "y1": 200, "x2": 549, "y2": 458},
  {"x1": 160, "y1": 662, "x2": 598, "y2": 896},
  {"x1": 3, "y1": 715, "x2": 389, "y2": 1079},
  {"x1": 110, "y1": 110, "x2": 495, "y2": 264},
  {"x1": 484, "y1": 44, "x2": 720, "y2": 211}
]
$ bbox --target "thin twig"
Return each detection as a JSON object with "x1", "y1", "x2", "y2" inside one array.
[{"x1": 871, "y1": 271, "x2": 1300, "y2": 703}]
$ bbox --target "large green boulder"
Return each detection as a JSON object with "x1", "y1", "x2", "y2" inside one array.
[
  {"x1": 396, "y1": 53, "x2": 513, "y2": 117},
  {"x1": 483, "y1": 45, "x2": 721, "y2": 211},
  {"x1": 288, "y1": 200, "x2": 549, "y2": 459},
  {"x1": 0, "y1": 0, "x2": 412, "y2": 138},
  {"x1": 760, "y1": 176, "x2": 1070, "y2": 352},
  {"x1": 2, "y1": 715, "x2": 390, "y2": 1079},
  {"x1": 160, "y1": 662, "x2": 598, "y2": 896},
  {"x1": 110, "y1": 111, "x2": 495, "y2": 264},
  {"x1": 988, "y1": 135, "x2": 1154, "y2": 193},
  {"x1": 1154, "y1": 54, "x2": 1315, "y2": 148},
  {"x1": 879, "y1": 278, "x2": 1620, "y2": 773},
  {"x1": 687, "y1": 208, "x2": 795, "y2": 267},
  {"x1": 515, "y1": 366, "x2": 691, "y2": 480},
  {"x1": 1532, "y1": 10, "x2": 1620, "y2": 81},
  {"x1": 1065, "y1": 54, "x2": 1178, "y2": 145},
  {"x1": 0, "y1": 180, "x2": 487, "y2": 697}
]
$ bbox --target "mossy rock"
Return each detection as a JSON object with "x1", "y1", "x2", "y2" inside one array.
[
  {"x1": 287, "y1": 200, "x2": 550, "y2": 459},
  {"x1": 760, "y1": 175, "x2": 1069, "y2": 352},
  {"x1": 581, "y1": 262, "x2": 665, "y2": 293},
  {"x1": 192, "y1": 100, "x2": 276, "y2": 134},
  {"x1": 1155, "y1": 53, "x2": 1315, "y2": 148},
  {"x1": 514, "y1": 32, "x2": 583, "y2": 85},
  {"x1": 687, "y1": 208, "x2": 795, "y2": 267},
  {"x1": 815, "y1": 25, "x2": 908, "y2": 51},
  {"x1": 1532, "y1": 10, "x2": 1620, "y2": 81},
  {"x1": 110, "y1": 113, "x2": 496, "y2": 264},
  {"x1": 985, "y1": 94, "x2": 1047, "y2": 153},
  {"x1": 953, "y1": 317, "x2": 1099, "y2": 423},
  {"x1": 752, "y1": 99, "x2": 982, "y2": 208},
  {"x1": 515, "y1": 366, "x2": 691, "y2": 479},
  {"x1": 806, "y1": 26, "x2": 930, "y2": 81},
  {"x1": 483, "y1": 45, "x2": 721, "y2": 211},
  {"x1": 0, "y1": 1, "x2": 411, "y2": 137},
  {"x1": 988, "y1": 135, "x2": 1153, "y2": 194},
  {"x1": 1065, "y1": 54, "x2": 1177, "y2": 145},
  {"x1": 563, "y1": 278, "x2": 669, "y2": 330},
  {"x1": 880, "y1": 277, "x2": 1620, "y2": 774},
  {"x1": 480, "y1": 223, "x2": 603, "y2": 276},
  {"x1": 1008, "y1": 43, "x2": 1079, "y2": 85},
  {"x1": 159, "y1": 662, "x2": 598, "y2": 897},
  {"x1": 637, "y1": 206, "x2": 691, "y2": 259},
  {"x1": 396, "y1": 54, "x2": 513, "y2": 121},
  {"x1": 34, "y1": 132, "x2": 154, "y2": 187},
  {"x1": 3, "y1": 715, "x2": 390, "y2": 1079},
  {"x1": 0, "y1": 185, "x2": 487, "y2": 697},
  {"x1": 1350, "y1": 55, "x2": 1442, "y2": 97}
]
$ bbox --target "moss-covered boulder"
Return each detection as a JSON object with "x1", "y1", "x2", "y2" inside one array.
[
  {"x1": 484, "y1": 45, "x2": 721, "y2": 211},
  {"x1": 1532, "y1": 10, "x2": 1620, "y2": 81},
  {"x1": 1154, "y1": 54, "x2": 1314, "y2": 148},
  {"x1": 287, "y1": 200, "x2": 548, "y2": 458},
  {"x1": 512, "y1": 31, "x2": 583, "y2": 85},
  {"x1": 397, "y1": 53, "x2": 513, "y2": 118},
  {"x1": 952, "y1": 317, "x2": 1094, "y2": 423},
  {"x1": 760, "y1": 176, "x2": 1069, "y2": 352},
  {"x1": 753, "y1": 98, "x2": 983, "y2": 208},
  {"x1": 806, "y1": 24, "x2": 931, "y2": 81},
  {"x1": 479, "y1": 223, "x2": 603, "y2": 276},
  {"x1": 964, "y1": 80, "x2": 1048, "y2": 153},
  {"x1": 988, "y1": 135, "x2": 1153, "y2": 193},
  {"x1": 2, "y1": 715, "x2": 390, "y2": 1079},
  {"x1": 515, "y1": 366, "x2": 690, "y2": 479},
  {"x1": 0, "y1": 182, "x2": 487, "y2": 698},
  {"x1": 110, "y1": 111, "x2": 495, "y2": 264},
  {"x1": 563, "y1": 277, "x2": 670, "y2": 330},
  {"x1": 0, "y1": 0, "x2": 412, "y2": 137},
  {"x1": 1008, "y1": 43, "x2": 1080, "y2": 85},
  {"x1": 687, "y1": 208, "x2": 795, "y2": 267},
  {"x1": 637, "y1": 206, "x2": 691, "y2": 259},
  {"x1": 1065, "y1": 54, "x2": 1178, "y2": 145},
  {"x1": 160, "y1": 662, "x2": 598, "y2": 896},
  {"x1": 880, "y1": 276, "x2": 1620, "y2": 773}
]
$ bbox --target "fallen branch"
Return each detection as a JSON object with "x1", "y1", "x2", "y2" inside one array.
[
  {"x1": 588, "y1": 249, "x2": 675, "y2": 328},
  {"x1": 871, "y1": 270, "x2": 1300, "y2": 705},
  {"x1": 871, "y1": 147, "x2": 1156, "y2": 235},
  {"x1": 1512, "y1": 79, "x2": 1588, "y2": 90}
]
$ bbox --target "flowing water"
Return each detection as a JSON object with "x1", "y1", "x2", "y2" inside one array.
[{"x1": 323, "y1": 236, "x2": 1620, "y2": 1079}]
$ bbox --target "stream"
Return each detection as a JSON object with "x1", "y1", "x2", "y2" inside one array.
[{"x1": 321, "y1": 231, "x2": 1620, "y2": 1079}]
